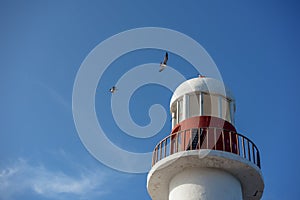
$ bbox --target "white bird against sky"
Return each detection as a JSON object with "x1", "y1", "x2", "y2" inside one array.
[
  {"x1": 109, "y1": 86, "x2": 117, "y2": 93},
  {"x1": 159, "y1": 52, "x2": 168, "y2": 72}
]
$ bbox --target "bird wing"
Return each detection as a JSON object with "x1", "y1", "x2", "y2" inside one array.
[{"x1": 163, "y1": 52, "x2": 168, "y2": 64}]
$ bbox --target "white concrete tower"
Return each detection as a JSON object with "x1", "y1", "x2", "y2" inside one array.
[{"x1": 147, "y1": 76, "x2": 264, "y2": 200}]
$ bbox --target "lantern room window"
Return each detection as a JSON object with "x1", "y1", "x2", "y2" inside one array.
[
  {"x1": 189, "y1": 93, "x2": 200, "y2": 118},
  {"x1": 177, "y1": 98, "x2": 183, "y2": 123},
  {"x1": 203, "y1": 93, "x2": 219, "y2": 118}
]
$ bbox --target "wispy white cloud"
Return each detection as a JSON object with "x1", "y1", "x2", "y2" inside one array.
[
  {"x1": 0, "y1": 158, "x2": 109, "y2": 200},
  {"x1": 35, "y1": 80, "x2": 71, "y2": 111}
]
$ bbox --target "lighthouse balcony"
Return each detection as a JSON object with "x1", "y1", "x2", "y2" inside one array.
[{"x1": 152, "y1": 127, "x2": 261, "y2": 168}]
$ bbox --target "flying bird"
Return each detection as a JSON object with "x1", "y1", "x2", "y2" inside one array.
[
  {"x1": 159, "y1": 52, "x2": 168, "y2": 72},
  {"x1": 109, "y1": 86, "x2": 117, "y2": 93}
]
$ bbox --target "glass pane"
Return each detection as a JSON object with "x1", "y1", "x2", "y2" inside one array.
[
  {"x1": 172, "y1": 112, "x2": 177, "y2": 127},
  {"x1": 203, "y1": 94, "x2": 219, "y2": 117},
  {"x1": 189, "y1": 93, "x2": 200, "y2": 118},
  {"x1": 178, "y1": 99, "x2": 183, "y2": 122},
  {"x1": 221, "y1": 97, "x2": 231, "y2": 122},
  {"x1": 203, "y1": 93, "x2": 211, "y2": 116}
]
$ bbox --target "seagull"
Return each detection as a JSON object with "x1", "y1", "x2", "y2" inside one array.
[
  {"x1": 159, "y1": 52, "x2": 168, "y2": 72},
  {"x1": 109, "y1": 86, "x2": 117, "y2": 93}
]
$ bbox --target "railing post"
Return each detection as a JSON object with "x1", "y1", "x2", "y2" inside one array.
[
  {"x1": 252, "y1": 145, "x2": 256, "y2": 164},
  {"x1": 257, "y1": 150, "x2": 261, "y2": 168},
  {"x1": 183, "y1": 130, "x2": 186, "y2": 150},
  {"x1": 189, "y1": 129, "x2": 192, "y2": 150},
  {"x1": 206, "y1": 128, "x2": 209, "y2": 149},
  {"x1": 222, "y1": 130, "x2": 225, "y2": 151},
  {"x1": 164, "y1": 138, "x2": 167, "y2": 158},
  {"x1": 155, "y1": 147, "x2": 157, "y2": 165},
  {"x1": 229, "y1": 131, "x2": 232, "y2": 153},
  {"x1": 176, "y1": 132, "x2": 179, "y2": 153},
  {"x1": 160, "y1": 142, "x2": 164, "y2": 159},
  {"x1": 247, "y1": 140, "x2": 251, "y2": 161},
  {"x1": 236, "y1": 133, "x2": 239, "y2": 155},
  {"x1": 198, "y1": 128, "x2": 201, "y2": 149},
  {"x1": 170, "y1": 137, "x2": 172, "y2": 156},
  {"x1": 214, "y1": 128, "x2": 216, "y2": 150},
  {"x1": 152, "y1": 148, "x2": 155, "y2": 166},
  {"x1": 242, "y1": 137, "x2": 245, "y2": 158}
]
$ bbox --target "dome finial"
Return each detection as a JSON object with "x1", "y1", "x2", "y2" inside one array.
[{"x1": 196, "y1": 70, "x2": 206, "y2": 78}]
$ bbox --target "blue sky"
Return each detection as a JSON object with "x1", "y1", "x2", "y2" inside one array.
[{"x1": 1, "y1": 0, "x2": 300, "y2": 199}]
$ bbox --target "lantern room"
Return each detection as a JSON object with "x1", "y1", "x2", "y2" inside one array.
[
  {"x1": 168, "y1": 76, "x2": 238, "y2": 154},
  {"x1": 170, "y1": 76, "x2": 236, "y2": 129}
]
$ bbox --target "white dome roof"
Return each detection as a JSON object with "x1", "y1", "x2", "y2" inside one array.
[{"x1": 170, "y1": 77, "x2": 234, "y2": 109}]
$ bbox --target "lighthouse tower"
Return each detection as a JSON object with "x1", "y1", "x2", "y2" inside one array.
[{"x1": 147, "y1": 76, "x2": 264, "y2": 200}]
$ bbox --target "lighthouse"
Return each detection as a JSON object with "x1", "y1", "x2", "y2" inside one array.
[{"x1": 147, "y1": 76, "x2": 264, "y2": 200}]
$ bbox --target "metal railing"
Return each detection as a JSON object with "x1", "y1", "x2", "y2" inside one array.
[{"x1": 152, "y1": 127, "x2": 261, "y2": 168}]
